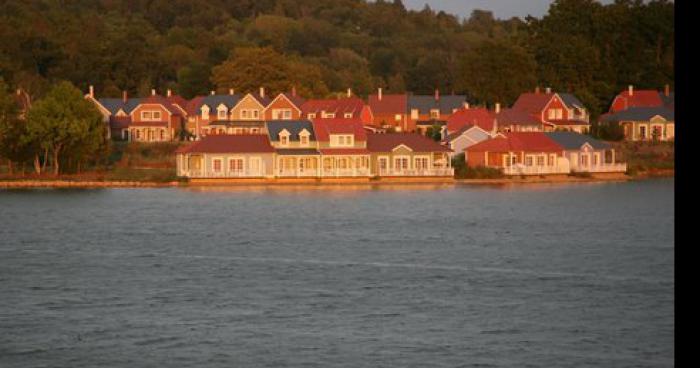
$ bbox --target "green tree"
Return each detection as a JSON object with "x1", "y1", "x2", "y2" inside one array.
[
  {"x1": 25, "y1": 81, "x2": 105, "y2": 175},
  {"x1": 0, "y1": 79, "x2": 33, "y2": 174}
]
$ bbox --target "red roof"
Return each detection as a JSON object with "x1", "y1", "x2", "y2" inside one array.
[
  {"x1": 446, "y1": 107, "x2": 495, "y2": 133},
  {"x1": 466, "y1": 132, "x2": 562, "y2": 153},
  {"x1": 137, "y1": 94, "x2": 183, "y2": 116},
  {"x1": 367, "y1": 94, "x2": 408, "y2": 115},
  {"x1": 312, "y1": 118, "x2": 367, "y2": 142},
  {"x1": 511, "y1": 92, "x2": 555, "y2": 116},
  {"x1": 185, "y1": 96, "x2": 205, "y2": 116},
  {"x1": 130, "y1": 120, "x2": 169, "y2": 127},
  {"x1": 167, "y1": 95, "x2": 189, "y2": 115},
  {"x1": 176, "y1": 135, "x2": 274, "y2": 154},
  {"x1": 367, "y1": 133, "x2": 451, "y2": 153},
  {"x1": 301, "y1": 97, "x2": 366, "y2": 118},
  {"x1": 611, "y1": 90, "x2": 664, "y2": 112},
  {"x1": 495, "y1": 108, "x2": 541, "y2": 126}
]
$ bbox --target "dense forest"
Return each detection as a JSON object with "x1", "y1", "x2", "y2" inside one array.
[{"x1": 0, "y1": 0, "x2": 674, "y2": 120}]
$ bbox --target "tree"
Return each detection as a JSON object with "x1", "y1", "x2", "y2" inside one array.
[
  {"x1": 0, "y1": 79, "x2": 34, "y2": 174},
  {"x1": 25, "y1": 81, "x2": 105, "y2": 175}
]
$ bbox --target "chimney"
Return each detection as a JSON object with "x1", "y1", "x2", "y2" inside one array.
[
  {"x1": 259, "y1": 87, "x2": 265, "y2": 98},
  {"x1": 229, "y1": 88, "x2": 234, "y2": 95},
  {"x1": 292, "y1": 86, "x2": 297, "y2": 97},
  {"x1": 122, "y1": 90, "x2": 128, "y2": 103},
  {"x1": 463, "y1": 102, "x2": 469, "y2": 109},
  {"x1": 535, "y1": 86, "x2": 540, "y2": 94},
  {"x1": 628, "y1": 85, "x2": 634, "y2": 96},
  {"x1": 347, "y1": 88, "x2": 352, "y2": 98},
  {"x1": 664, "y1": 84, "x2": 670, "y2": 97},
  {"x1": 545, "y1": 87, "x2": 551, "y2": 94},
  {"x1": 495, "y1": 103, "x2": 501, "y2": 114},
  {"x1": 166, "y1": 89, "x2": 172, "y2": 97},
  {"x1": 210, "y1": 90, "x2": 215, "y2": 95},
  {"x1": 16, "y1": 88, "x2": 21, "y2": 95},
  {"x1": 151, "y1": 89, "x2": 156, "y2": 96},
  {"x1": 434, "y1": 89, "x2": 440, "y2": 101},
  {"x1": 89, "y1": 85, "x2": 94, "y2": 98},
  {"x1": 378, "y1": 87, "x2": 382, "y2": 101}
]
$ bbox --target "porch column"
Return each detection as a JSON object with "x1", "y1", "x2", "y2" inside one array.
[{"x1": 611, "y1": 149, "x2": 615, "y2": 164}]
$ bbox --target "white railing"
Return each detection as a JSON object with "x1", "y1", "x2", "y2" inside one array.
[
  {"x1": 502, "y1": 165, "x2": 569, "y2": 176},
  {"x1": 322, "y1": 168, "x2": 371, "y2": 177},
  {"x1": 574, "y1": 163, "x2": 628, "y2": 173},
  {"x1": 277, "y1": 169, "x2": 319, "y2": 177},
  {"x1": 184, "y1": 170, "x2": 265, "y2": 178},
  {"x1": 376, "y1": 168, "x2": 454, "y2": 177}
]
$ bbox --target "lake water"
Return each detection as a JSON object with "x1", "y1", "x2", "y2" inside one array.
[{"x1": 0, "y1": 179, "x2": 674, "y2": 367}]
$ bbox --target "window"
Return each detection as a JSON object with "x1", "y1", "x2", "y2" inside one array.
[
  {"x1": 580, "y1": 154, "x2": 589, "y2": 166},
  {"x1": 253, "y1": 110, "x2": 259, "y2": 119},
  {"x1": 525, "y1": 156, "x2": 533, "y2": 166},
  {"x1": 411, "y1": 109, "x2": 419, "y2": 119},
  {"x1": 251, "y1": 128, "x2": 259, "y2": 134},
  {"x1": 273, "y1": 109, "x2": 292, "y2": 120},
  {"x1": 201, "y1": 106, "x2": 209, "y2": 120},
  {"x1": 241, "y1": 110, "x2": 249, "y2": 119},
  {"x1": 394, "y1": 157, "x2": 409, "y2": 170},
  {"x1": 395, "y1": 114, "x2": 401, "y2": 121},
  {"x1": 430, "y1": 109, "x2": 440, "y2": 119},
  {"x1": 279, "y1": 132, "x2": 290, "y2": 146},
  {"x1": 592, "y1": 154, "x2": 598, "y2": 165},
  {"x1": 548, "y1": 155, "x2": 555, "y2": 166},
  {"x1": 213, "y1": 159, "x2": 222, "y2": 172},
  {"x1": 415, "y1": 157, "x2": 429, "y2": 170},
  {"x1": 344, "y1": 113, "x2": 353, "y2": 118},
  {"x1": 229, "y1": 158, "x2": 244, "y2": 173},
  {"x1": 135, "y1": 130, "x2": 141, "y2": 139},
  {"x1": 160, "y1": 130, "x2": 165, "y2": 141},
  {"x1": 639, "y1": 126, "x2": 647, "y2": 140},
  {"x1": 330, "y1": 135, "x2": 353, "y2": 147},
  {"x1": 142, "y1": 111, "x2": 152, "y2": 120},
  {"x1": 536, "y1": 156, "x2": 545, "y2": 166},
  {"x1": 556, "y1": 109, "x2": 563, "y2": 120},
  {"x1": 308, "y1": 113, "x2": 316, "y2": 119},
  {"x1": 548, "y1": 109, "x2": 556, "y2": 120},
  {"x1": 218, "y1": 109, "x2": 227, "y2": 120},
  {"x1": 300, "y1": 135, "x2": 309, "y2": 146}
]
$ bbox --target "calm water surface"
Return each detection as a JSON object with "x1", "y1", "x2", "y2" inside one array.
[{"x1": 0, "y1": 180, "x2": 674, "y2": 367}]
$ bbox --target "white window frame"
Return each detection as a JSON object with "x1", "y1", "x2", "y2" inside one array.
[{"x1": 228, "y1": 157, "x2": 245, "y2": 173}]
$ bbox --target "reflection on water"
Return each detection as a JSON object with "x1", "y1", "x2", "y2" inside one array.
[{"x1": 0, "y1": 179, "x2": 674, "y2": 367}]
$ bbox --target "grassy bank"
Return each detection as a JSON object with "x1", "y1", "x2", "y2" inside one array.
[
  {"x1": 612, "y1": 141, "x2": 674, "y2": 177},
  {"x1": 1, "y1": 142, "x2": 181, "y2": 183}
]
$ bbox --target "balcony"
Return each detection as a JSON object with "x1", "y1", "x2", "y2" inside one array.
[{"x1": 376, "y1": 168, "x2": 455, "y2": 177}]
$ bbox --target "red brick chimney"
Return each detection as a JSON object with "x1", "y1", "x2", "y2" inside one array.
[
  {"x1": 664, "y1": 84, "x2": 670, "y2": 97},
  {"x1": 628, "y1": 85, "x2": 634, "y2": 96},
  {"x1": 89, "y1": 85, "x2": 94, "y2": 98},
  {"x1": 166, "y1": 89, "x2": 172, "y2": 97},
  {"x1": 122, "y1": 90, "x2": 127, "y2": 103},
  {"x1": 378, "y1": 87, "x2": 382, "y2": 101},
  {"x1": 347, "y1": 88, "x2": 352, "y2": 98},
  {"x1": 229, "y1": 88, "x2": 234, "y2": 95},
  {"x1": 434, "y1": 89, "x2": 440, "y2": 101}
]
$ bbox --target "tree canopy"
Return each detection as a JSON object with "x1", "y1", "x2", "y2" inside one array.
[{"x1": 0, "y1": 0, "x2": 674, "y2": 121}]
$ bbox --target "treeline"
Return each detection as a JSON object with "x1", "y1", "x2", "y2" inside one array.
[
  {"x1": 0, "y1": 0, "x2": 674, "y2": 121},
  {"x1": 0, "y1": 80, "x2": 107, "y2": 175}
]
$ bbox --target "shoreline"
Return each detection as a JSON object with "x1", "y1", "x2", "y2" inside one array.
[{"x1": 0, "y1": 171, "x2": 673, "y2": 189}]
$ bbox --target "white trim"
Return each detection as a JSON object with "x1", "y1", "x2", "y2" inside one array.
[{"x1": 391, "y1": 144, "x2": 413, "y2": 152}]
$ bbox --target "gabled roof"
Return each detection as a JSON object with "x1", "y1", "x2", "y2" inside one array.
[
  {"x1": 446, "y1": 107, "x2": 495, "y2": 132},
  {"x1": 407, "y1": 95, "x2": 466, "y2": 114},
  {"x1": 368, "y1": 94, "x2": 408, "y2": 115},
  {"x1": 466, "y1": 132, "x2": 562, "y2": 153},
  {"x1": 495, "y1": 108, "x2": 541, "y2": 126},
  {"x1": 136, "y1": 94, "x2": 182, "y2": 115},
  {"x1": 544, "y1": 132, "x2": 609, "y2": 150},
  {"x1": 312, "y1": 118, "x2": 367, "y2": 141},
  {"x1": 98, "y1": 98, "x2": 142, "y2": 115},
  {"x1": 367, "y1": 133, "x2": 451, "y2": 153},
  {"x1": 250, "y1": 92, "x2": 272, "y2": 107},
  {"x1": 187, "y1": 94, "x2": 242, "y2": 115},
  {"x1": 558, "y1": 93, "x2": 585, "y2": 110},
  {"x1": 612, "y1": 90, "x2": 664, "y2": 111},
  {"x1": 511, "y1": 92, "x2": 555, "y2": 115},
  {"x1": 600, "y1": 107, "x2": 675, "y2": 122},
  {"x1": 442, "y1": 124, "x2": 490, "y2": 143},
  {"x1": 175, "y1": 135, "x2": 274, "y2": 154},
  {"x1": 109, "y1": 116, "x2": 131, "y2": 130},
  {"x1": 266, "y1": 120, "x2": 316, "y2": 141},
  {"x1": 279, "y1": 92, "x2": 306, "y2": 109},
  {"x1": 301, "y1": 97, "x2": 366, "y2": 117}
]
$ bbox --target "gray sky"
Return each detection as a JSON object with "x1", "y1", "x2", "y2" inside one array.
[{"x1": 402, "y1": 0, "x2": 615, "y2": 20}]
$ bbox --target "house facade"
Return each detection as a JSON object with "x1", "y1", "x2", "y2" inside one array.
[
  {"x1": 408, "y1": 91, "x2": 468, "y2": 135},
  {"x1": 510, "y1": 89, "x2": 590, "y2": 134},
  {"x1": 367, "y1": 133, "x2": 453, "y2": 177},
  {"x1": 465, "y1": 132, "x2": 626, "y2": 175},
  {"x1": 367, "y1": 89, "x2": 410, "y2": 131},
  {"x1": 441, "y1": 124, "x2": 495, "y2": 159},
  {"x1": 600, "y1": 85, "x2": 675, "y2": 142},
  {"x1": 175, "y1": 135, "x2": 275, "y2": 178}
]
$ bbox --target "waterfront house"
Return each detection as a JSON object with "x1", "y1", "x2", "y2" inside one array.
[
  {"x1": 266, "y1": 120, "x2": 321, "y2": 177},
  {"x1": 367, "y1": 88, "x2": 409, "y2": 131},
  {"x1": 312, "y1": 118, "x2": 372, "y2": 177},
  {"x1": 600, "y1": 85, "x2": 675, "y2": 141},
  {"x1": 510, "y1": 88, "x2": 590, "y2": 133},
  {"x1": 185, "y1": 90, "x2": 241, "y2": 138},
  {"x1": 367, "y1": 133, "x2": 453, "y2": 177},
  {"x1": 444, "y1": 106, "x2": 496, "y2": 136},
  {"x1": 127, "y1": 90, "x2": 185, "y2": 142},
  {"x1": 494, "y1": 107, "x2": 543, "y2": 133},
  {"x1": 465, "y1": 132, "x2": 568, "y2": 176},
  {"x1": 544, "y1": 132, "x2": 626, "y2": 173},
  {"x1": 175, "y1": 135, "x2": 275, "y2": 178}
]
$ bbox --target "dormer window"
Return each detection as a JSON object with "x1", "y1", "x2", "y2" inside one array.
[
  {"x1": 322, "y1": 111, "x2": 335, "y2": 118},
  {"x1": 279, "y1": 129, "x2": 290, "y2": 146},
  {"x1": 299, "y1": 129, "x2": 310, "y2": 146},
  {"x1": 308, "y1": 113, "x2": 316, "y2": 119},
  {"x1": 201, "y1": 105, "x2": 210, "y2": 120},
  {"x1": 344, "y1": 113, "x2": 353, "y2": 118},
  {"x1": 217, "y1": 105, "x2": 228, "y2": 120},
  {"x1": 330, "y1": 134, "x2": 353, "y2": 147},
  {"x1": 430, "y1": 109, "x2": 440, "y2": 119},
  {"x1": 411, "y1": 109, "x2": 419, "y2": 119}
]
